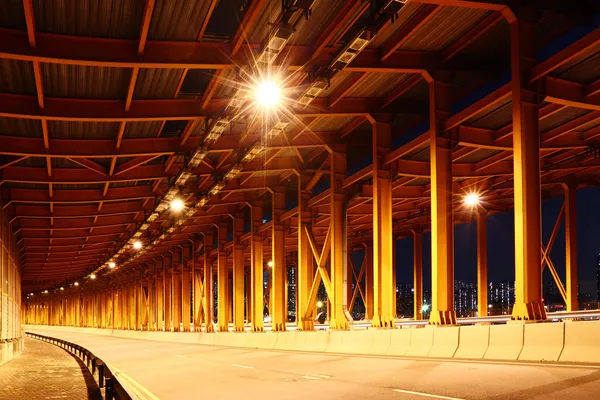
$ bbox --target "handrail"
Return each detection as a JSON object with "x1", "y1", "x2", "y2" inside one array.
[{"x1": 25, "y1": 331, "x2": 132, "y2": 400}]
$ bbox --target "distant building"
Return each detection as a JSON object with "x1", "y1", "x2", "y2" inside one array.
[
  {"x1": 287, "y1": 265, "x2": 296, "y2": 319},
  {"x1": 455, "y1": 281, "x2": 477, "y2": 317},
  {"x1": 488, "y1": 280, "x2": 515, "y2": 314}
]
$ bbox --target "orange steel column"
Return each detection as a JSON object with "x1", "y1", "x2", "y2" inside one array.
[
  {"x1": 250, "y1": 204, "x2": 264, "y2": 331},
  {"x1": 477, "y1": 212, "x2": 488, "y2": 317},
  {"x1": 233, "y1": 216, "x2": 245, "y2": 332},
  {"x1": 297, "y1": 178, "x2": 314, "y2": 330},
  {"x1": 510, "y1": 13, "x2": 546, "y2": 321},
  {"x1": 172, "y1": 266, "x2": 182, "y2": 332},
  {"x1": 147, "y1": 264, "x2": 155, "y2": 330},
  {"x1": 217, "y1": 221, "x2": 229, "y2": 331},
  {"x1": 564, "y1": 184, "x2": 578, "y2": 311},
  {"x1": 364, "y1": 244, "x2": 374, "y2": 319},
  {"x1": 271, "y1": 188, "x2": 287, "y2": 331},
  {"x1": 371, "y1": 119, "x2": 394, "y2": 328},
  {"x1": 330, "y1": 149, "x2": 349, "y2": 330},
  {"x1": 182, "y1": 248, "x2": 191, "y2": 332},
  {"x1": 412, "y1": 231, "x2": 423, "y2": 320},
  {"x1": 203, "y1": 232, "x2": 215, "y2": 332},
  {"x1": 163, "y1": 259, "x2": 172, "y2": 331},
  {"x1": 156, "y1": 260, "x2": 164, "y2": 330},
  {"x1": 429, "y1": 74, "x2": 457, "y2": 326}
]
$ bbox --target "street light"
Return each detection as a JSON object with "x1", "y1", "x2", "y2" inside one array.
[
  {"x1": 133, "y1": 240, "x2": 143, "y2": 250},
  {"x1": 267, "y1": 260, "x2": 274, "y2": 268},
  {"x1": 90, "y1": 274, "x2": 96, "y2": 280},
  {"x1": 463, "y1": 192, "x2": 480, "y2": 207},
  {"x1": 108, "y1": 261, "x2": 116, "y2": 269},
  {"x1": 421, "y1": 303, "x2": 430, "y2": 312},
  {"x1": 255, "y1": 81, "x2": 280, "y2": 107},
  {"x1": 170, "y1": 198, "x2": 185, "y2": 212},
  {"x1": 74, "y1": 282, "x2": 79, "y2": 287},
  {"x1": 316, "y1": 301, "x2": 324, "y2": 308}
]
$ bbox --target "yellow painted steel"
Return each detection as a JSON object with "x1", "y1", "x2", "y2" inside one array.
[
  {"x1": 297, "y1": 182, "x2": 315, "y2": 330},
  {"x1": 371, "y1": 121, "x2": 394, "y2": 328},
  {"x1": 477, "y1": 212, "x2": 488, "y2": 317},
  {"x1": 203, "y1": 232, "x2": 215, "y2": 332},
  {"x1": 233, "y1": 216, "x2": 245, "y2": 332},
  {"x1": 564, "y1": 184, "x2": 578, "y2": 311},
  {"x1": 182, "y1": 260, "x2": 191, "y2": 332},
  {"x1": 509, "y1": 17, "x2": 546, "y2": 321},
  {"x1": 329, "y1": 151, "x2": 349, "y2": 330},
  {"x1": 412, "y1": 231, "x2": 423, "y2": 320},
  {"x1": 250, "y1": 204, "x2": 264, "y2": 331},
  {"x1": 163, "y1": 263, "x2": 172, "y2": 331},
  {"x1": 217, "y1": 222, "x2": 229, "y2": 332},
  {"x1": 364, "y1": 244, "x2": 374, "y2": 319},
  {"x1": 271, "y1": 188, "x2": 287, "y2": 331},
  {"x1": 429, "y1": 76, "x2": 457, "y2": 326}
]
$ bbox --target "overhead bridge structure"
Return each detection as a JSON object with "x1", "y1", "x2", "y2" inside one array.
[{"x1": 0, "y1": 0, "x2": 598, "y2": 362}]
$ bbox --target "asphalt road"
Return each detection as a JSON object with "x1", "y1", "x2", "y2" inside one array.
[{"x1": 25, "y1": 329, "x2": 600, "y2": 400}]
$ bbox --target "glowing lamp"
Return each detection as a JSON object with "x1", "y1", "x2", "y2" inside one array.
[{"x1": 256, "y1": 81, "x2": 280, "y2": 107}]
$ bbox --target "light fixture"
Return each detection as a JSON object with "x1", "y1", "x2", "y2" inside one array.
[
  {"x1": 30, "y1": 293, "x2": 34, "y2": 296},
  {"x1": 74, "y1": 282, "x2": 79, "y2": 287},
  {"x1": 267, "y1": 260, "x2": 274, "y2": 268},
  {"x1": 133, "y1": 240, "x2": 143, "y2": 250},
  {"x1": 170, "y1": 198, "x2": 185, "y2": 212},
  {"x1": 256, "y1": 81, "x2": 280, "y2": 107},
  {"x1": 421, "y1": 303, "x2": 430, "y2": 312},
  {"x1": 316, "y1": 301, "x2": 324, "y2": 308},
  {"x1": 60, "y1": 287, "x2": 64, "y2": 291},
  {"x1": 43, "y1": 290, "x2": 48, "y2": 294},
  {"x1": 463, "y1": 192, "x2": 480, "y2": 207},
  {"x1": 90, "y1": 274, "x2": 96, "y2": 280},
  {"x1": 108, "y1": 261, "x2": 116, "y2": 269}
]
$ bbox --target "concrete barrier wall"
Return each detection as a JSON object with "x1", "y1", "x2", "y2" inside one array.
[
  {"x1": 559, "y1": 320, "x2": 600, "y2": 364},
  {"x1": 483, "y1": 324, "x2": 524, "y2": 361},
  {"x1": 519, "y1": 322, "x2": 564, "y2": 362},
  {"x1": 454, "y1": 325, "x2": 489, "y2": 359},
  {"x1": 23, "y1": 321, "x2": 600, "y2": 365},
  {"x1": 0, "y1": 337, "x2": 24, "y2": 366}
]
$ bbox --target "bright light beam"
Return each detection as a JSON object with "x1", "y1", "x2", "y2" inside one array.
[
  {"x1": 255, "y1": 81, "x2": 280, "y2": 107},
  {"x1": 463, "y1": 192, "x2": 480, "y2": 207}
]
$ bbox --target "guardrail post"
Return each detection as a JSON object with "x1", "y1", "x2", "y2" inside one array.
[
  {"x1": 105, "y1": 377, "x2": 114, "y2": 400},
  {"x1": 98, "y1": 362, "x2": 105, "y2": 388}
]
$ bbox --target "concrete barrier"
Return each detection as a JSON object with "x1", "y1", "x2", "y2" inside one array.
[
  {"x1": 0, "y1": 337, "x2": 24, "y2": 366},
  {"x1": 483, "y1": 324, "x2": 523, "y2": 361},
  {"x1": 428, "y1": 326, "x2": 459, "y2": 358},
  {"x1": 325, "y1": 330, "x2": 350, "y2": 353},
  {"x1": 454, "y1": 325, "x2": 489, "y2": 359},
  {"x1": 300, "y1": 330, "x2": 329, "y2": 352},
  {"x1": 273, "y1": 332, "x2": 295, "y2": 351},
  {"x1": 405, "y1": 327, "x2": 434, "y2": 357},
  {"x1": 559, "y1": 320, "x2": 600, "y2": 364},
  {"x1": 349, "y1": 330, "x2": 374, "y2": 355},
  {"x1": 370, "y1": 329, "x2": 392, "y2": 355},
  {"x1": 386, "y1": 328, "x2": 411, "y2": 356},
  {"x1": 518, "y1": 322, "x2": 564, "y2": 362}
]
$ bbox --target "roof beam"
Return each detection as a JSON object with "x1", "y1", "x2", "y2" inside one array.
[
  {"x1": 5, "y1": 185, "x2": 164, "y2": 205},
  {"x1": 231, "y1": 0, "x2": 269, "y2": 56},
  {"x1": 113, "y1": 155, "x2": 161, "y2": 176}
]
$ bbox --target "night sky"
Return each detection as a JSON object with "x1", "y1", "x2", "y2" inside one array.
[{"x1": 394, "y1": 187, "x2": 600, "y2": 299}]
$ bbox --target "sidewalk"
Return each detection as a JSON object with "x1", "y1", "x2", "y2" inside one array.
[{"x1": 0, "y1": 337, "x2": 101, "y2": 400}]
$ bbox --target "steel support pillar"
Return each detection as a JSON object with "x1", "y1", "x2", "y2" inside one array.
[
  {"x1": 364, "y1": 244, "x2": 374, "y2": 319},
  {"x1": 271, "y1": 188, "x2": 287, "y2": 331},
  {"x1": 330, "y1": 150, "x2": 349, "y2": 330},
  {"x1": 563, "y1": 184, "x2": 578, "y2": 311},
  {"x1": 412, "y1": 231, "x2": 423, "y2": 320},
  {"x1": 371, "y1": 119, "x2": 394, "y2": 328},
  {"x1": 217, "y1": 222, "x2": 229, "y2": 331},
  {"x1": 182, "y1": 248, "x2": 191, "y2": 332},
  {"x1": 233, "y1": 216, "x2": 245, "y2": 331},
  {"x1": 429, "y1": 73, "x2": 457, "y2": 326},
  {"x1": 156, "y1": 261, "x2": 164, "y2": 331},
  {"x1": 477, "y1": 212, "x2": 488, "y2": 317},
  {"x1": 203, "y1": 232, "x2": 215, "y2": 332},
  {"x1": 172, "y1": 265, "x2": 182, "y2": 332},
  {"x1": 510, "y1": 13, "x2": 546, "y2": 321},
  {"x1": 147, "y1": 267, "x2": 155, "y2": 331},
  {"x1": 250, "y1": 204, "x2": 264, "y2": 331},
  {"x1": 163, "y1": 261, "x2": 172, "y2": 331},
  {"x1": 297, "y1": 178, "x2": 315, "y2": 330}
]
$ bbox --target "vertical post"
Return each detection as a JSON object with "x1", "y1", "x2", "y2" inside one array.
[
  {"x1": 428, "y1": 72, "x2": 456, "y2": 325},
  {"x1": 412, "y1": 231, "x2": 423, "y2": 320},
  {"x1": 330, "y1": 149, "x2": 349, "y2": 330},
  {"x1": 203, "y1": 232, "x2": 215, "y2": 332},
  {"x1": 172, "y1": 261, "x2": 182, "y2": 332},
  {"x1": 163, "y1": 258, "x2": 172, "y2": 331},
  {"x1": 364, "y1": 244, "x2": 374, "y2": 319},
  {"x1": 182, "y1": 247, "x2": 191, "y2": 332},
  {"x1": 392, "y1": 240, "x2": 397, "y2": 318},
  {"x1": 371, "y1": 118, "x2": 394, "y2": 328},
  {"x1": 217, "y1": 221, "x2": 229, "y2": 332},
  {"x1": 563, "y1": 184, "x2": 578, "y2": 311},
  {"x1": 233, "y1": 215, "x2": 245, "y2": 331},
  {"x1": 477, "y1": 212, "x2": 488, "y2": 317},
  {"x1": 156, "y1": 261, "x2": 164, "y2": 331},
  {"x1": 510, "y1": 12, "x2": 546, "y2": 321},
  {"x1": 250, "y1": 204, "x2": 264, "y2": 331},
  {"x1": 297, "y1": 177, "x2": 315, "y2": 330},
  {"x1": 271, "y1": 187, "x2": 287, "y2": 331}
]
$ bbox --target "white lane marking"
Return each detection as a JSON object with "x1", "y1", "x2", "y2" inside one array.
[
  {"x1": 231, "y1": 363, "x2": 254, "y2": 369},
  {"x1": 302, "y1": 375, "x2": 320, "y2": 380},
  {"x1": 392, "y1": 389, "x2": 464, "y2": 400},
  {"x1": 175, "y1": 354, "x2": 186, "y2": 358},
  {"x1": 318, "y1": 374, "x2": 331, "y2": 378}
]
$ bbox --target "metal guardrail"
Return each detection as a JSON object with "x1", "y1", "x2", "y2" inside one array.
[{"x1": 25, "y1": 331, "x2": 132, "y2": 400}]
